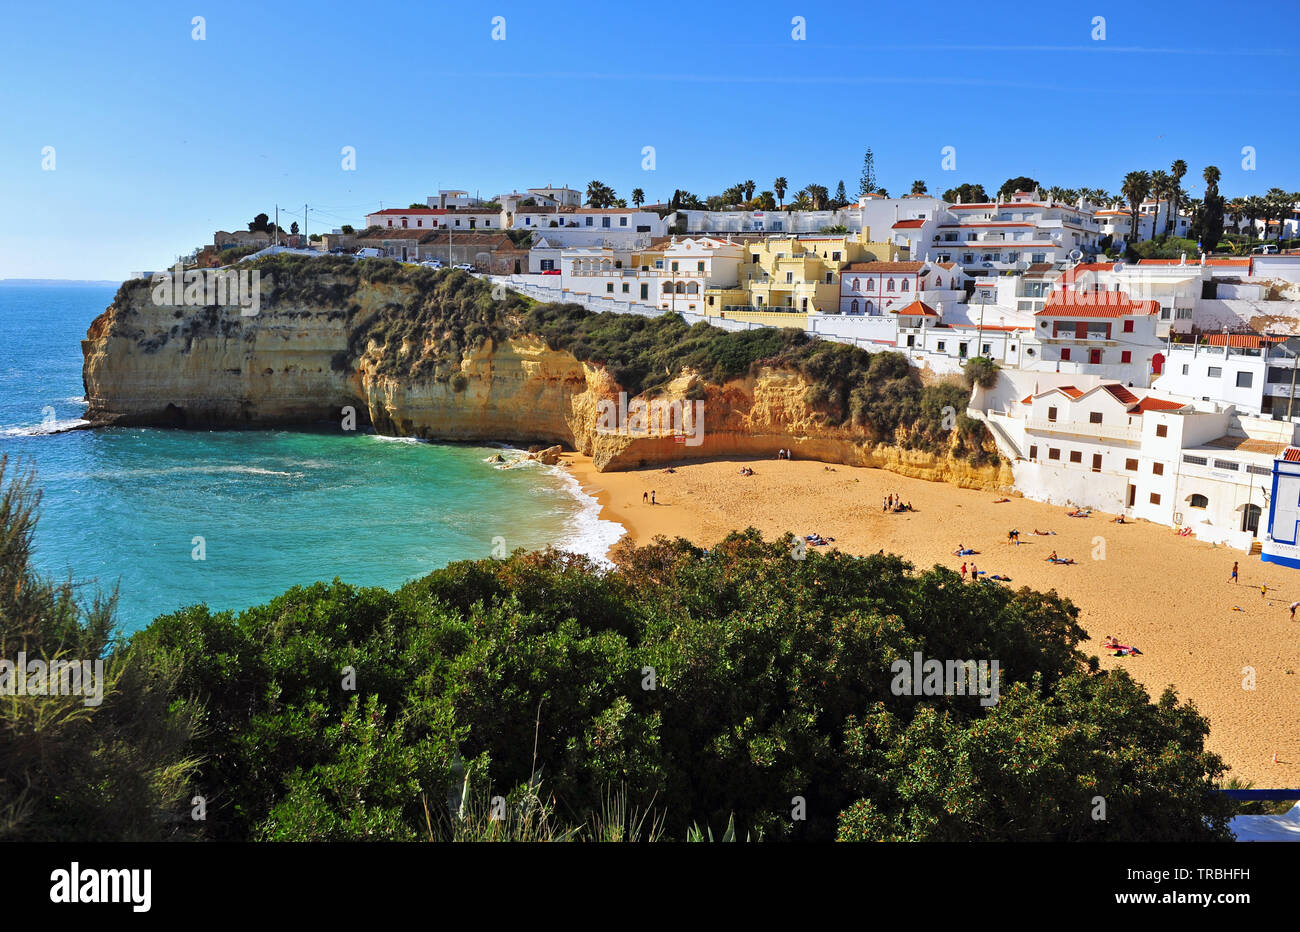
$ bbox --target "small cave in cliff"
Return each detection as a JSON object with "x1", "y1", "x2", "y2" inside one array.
[{"x1": 163, "y1": 403, "x2": 187, "y2": 427}]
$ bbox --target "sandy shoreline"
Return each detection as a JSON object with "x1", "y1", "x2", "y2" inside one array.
[{"x1": 560, "y1": 450, "x2": 1300, "y2": 787}]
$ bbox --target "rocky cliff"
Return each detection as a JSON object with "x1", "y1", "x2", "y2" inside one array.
[{"x1": 82, "y1": 259, "x2": 1010, "y2": 489}]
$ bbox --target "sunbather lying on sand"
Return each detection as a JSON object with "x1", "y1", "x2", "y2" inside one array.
[
  {"x1": 1067, "y1": 508, "x2": 1090, "y2": 518},
  {"x1": 1102, "y1": 636, "x2": 1142, "y2": 656},
  {"x1": 993, "y1": 498, "x2": 1010, "y2": 504},
  {"x1": 1031, "y1": 529, "x2": 1056, "y2": 536}
]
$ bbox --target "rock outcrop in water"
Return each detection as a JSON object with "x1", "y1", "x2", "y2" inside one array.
[{"x1": 82, "y1": 257, "x2": 1010, "y2": 488}]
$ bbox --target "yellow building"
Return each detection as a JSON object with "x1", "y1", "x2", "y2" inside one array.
[{"x1": 703, "y1": 231, "x2": 904, "y2": 323}]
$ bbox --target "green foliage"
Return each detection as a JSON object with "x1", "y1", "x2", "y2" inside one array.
[
  {"x1": 963, "y1": 355, "x2": 999, "y2": 390},
  {"x1": 943, "y1": 183, "x2": 988, "y2": 204},
  {"x1": 998, "y1": 176, "x2": 1040, "y2": 200},
  {"x1": 1129, "y1": 237, "x2": 1202, "y2": 261},
  {"x1": 0, "y1": 457, "x2": 199, "y2": 841},
  {"x1": 120, "y1": 531, "x2": 1230, "y2": 841}
]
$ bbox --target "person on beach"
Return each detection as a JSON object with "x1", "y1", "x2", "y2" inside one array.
[
  {"x1": 960, "y1": 562, "x2": 967, "y2": 580},
  {"x1": 642, "y1": 491, "x2": 648, "y2": 503},
  {"x1": 650, "y1": 490, "x2": 656, "y2": 505},
  {"x1": 1291, "y1": 601, "x2": 1299, "y2": 620},
  {"x1": 1261, "y1": 583, "x2": 1268, "y2": 598},
  {"x1": 1230, "y1": 561, "x2": 1239, "y2": 584}
]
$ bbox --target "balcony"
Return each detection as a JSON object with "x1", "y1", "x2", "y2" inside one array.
[{"x1": 1026, "y1": 417, "x2": 1141, "y2": 443}]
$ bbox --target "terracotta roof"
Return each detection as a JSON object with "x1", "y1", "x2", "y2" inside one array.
[
  {"x1": 1036, "y1": 385, "x2": 1085, "y2": 400},
  {"x1": 1284, "y1": 448, "x2": 1300, "y2": 462},
  {"x1": 1021, "y1": 394, "x2": 1033, "y2": 404},
  {"x1": 1130, "y1": 397, "x2": 1188, "y2": 413},
  {"x1": 843, "y1": 261, "x2": 925, "y2": 272},
  {"x1": 892, "y1": 219, "x2": 926, "y2": 229},
  {"x1": 1037, "y1": 293, "x2": 1160, "y2": 317},
  {"x1": 890, "y1": 300, "x2": 939, "y2": 317},
  {"x1": 1195, "y1": 333, "x2": 1289, "y2": 348},
  {"x1": 1101, "y1": 384, "x2": 1140, "y2": 405},
  {"x1": 1204, "y1": 435, "x2": 1289, "y2": 455}
]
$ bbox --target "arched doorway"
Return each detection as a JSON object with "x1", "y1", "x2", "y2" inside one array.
[{"x1": 1152, "y1": 352, "x2": 1165, "y2": 375}]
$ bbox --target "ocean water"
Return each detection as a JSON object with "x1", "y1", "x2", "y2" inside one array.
[{"x1": 0, "y1": 284, "x2": 621, "y2": 633}]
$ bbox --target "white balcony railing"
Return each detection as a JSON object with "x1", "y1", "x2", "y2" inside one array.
[{"x1": 1025, "y1": 417, "x2": 1141, "y2": 443}]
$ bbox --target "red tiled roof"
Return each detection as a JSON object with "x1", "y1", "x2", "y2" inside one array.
[
  {"x1": 1101, "y1": 384, "x2": 1140, "y2": 405},
  {"x1": 1021, "y1": 394, "x2": 1033, "y2": 404},
  {"x1": 892, "y1": 219, "x2": 926, "y2": 229},
  {"x1": 843, "y1": 261, "x2": 925, "y2": 272},
  {"x1": 1037, "y1": 293, "x2": 1160, "y2": 317},
  {"x1": 1131, "y1": 397, "x2": 1187, "y2": 413},
  {"x1": 1196, "y1": 333, "x2": 1288, "y2": 348},
  {"x1": 1283, "y1": 448, "x2": 1300, "y2": 462},
  {"x1": 891, "y1": 300, "x2": 939, "y2": 317}
]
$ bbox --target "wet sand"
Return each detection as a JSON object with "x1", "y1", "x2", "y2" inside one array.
[{"x1": 563, "y1": 451, "x2": 1300, "y2": 787}]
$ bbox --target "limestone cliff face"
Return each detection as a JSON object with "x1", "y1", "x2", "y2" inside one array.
[{"x1": 83, "y1": 272, "x2": 1010, "y2": 490}]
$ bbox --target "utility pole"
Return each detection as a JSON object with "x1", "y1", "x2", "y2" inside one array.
[
  {"x1": 304, "y1": 203, "x2": 308, "y2": 245},
  {"x1": 275, "y1": 205, "x2": 279, "y2": 247}
]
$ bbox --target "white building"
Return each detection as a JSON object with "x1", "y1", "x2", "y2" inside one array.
[
  {"x1": 510, "y1": 206, "x2": 669, "y2": 247},
  {"x1": 837, "y1": 260, "x2": 966, "y2": 315},
  {"x1": 974, "y1": 369, "x2": 1291, "y2": 550},
  {"x1": 1030, "y1": 291, "x2": 1165, "y2": 387},
  {"x1": 1262, "y1": 448, "x2": 1300, "y2": 568},
  {"x1": 1096, "y1": 200, "x2": 1192, "y2": 242},
  {"x1": 1059, "y1": 259, "x2": 1203, "y2": 336},
  {"x1": 557, "y1": 236, "x2": 743, "y2": 312},
  {"x1": 365, "y1": 207, "x2": 503, "y2": 232},
  {"x1": 1153, "y1": 333, "x2": 1300, "y2": 419},
  {"x1": 427, "y1": 189, "x2": 486, "y2": 209},
  {"x1": 932, "y1": 190, "x2": 1103, "y2": 277}
]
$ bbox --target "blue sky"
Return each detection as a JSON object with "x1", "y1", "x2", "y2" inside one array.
[{"x1": 1, "y1": 0, "x2": 1297, "y2": 280}]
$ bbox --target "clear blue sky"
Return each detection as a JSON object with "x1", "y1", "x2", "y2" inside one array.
[{"x1": 1, "y1": 0, "x2": 1296, "y2": 280}]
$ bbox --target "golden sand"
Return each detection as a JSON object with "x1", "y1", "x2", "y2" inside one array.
[{"x1": 563, "y1": 451, "x2": 1300, "y2": 787}]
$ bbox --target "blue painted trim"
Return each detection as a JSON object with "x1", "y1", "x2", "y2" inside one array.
[{"x1": 1261, "y1": 551, "x2": 1300, "y2": 569}]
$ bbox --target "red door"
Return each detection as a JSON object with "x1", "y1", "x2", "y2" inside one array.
[{"x1": 1152, "y1": 352, "x2": 1164, "y2": 375}]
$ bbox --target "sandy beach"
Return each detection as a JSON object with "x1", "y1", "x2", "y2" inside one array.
[{"x1": 563, "y1": 451, "x2": 1300, "y2": 787}]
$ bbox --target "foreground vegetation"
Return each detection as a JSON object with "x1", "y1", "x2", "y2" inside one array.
[{"x1": 0, "y1": 457, "x2": 1235, "y2": 841}]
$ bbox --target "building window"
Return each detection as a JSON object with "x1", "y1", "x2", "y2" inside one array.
[
  {"x1": 1156, "y1": 424, "x2": 1167, "y2": 438},
  {"x1": 622, "y1": 283, "x2": 629, "y2": 294},
  {"x1": 1213, "y1": 459, "x2": 1239, "y2": 471},
  {"x1": 1236, "y1": 371, "x2": 1253, "y2": 388},
  {"x1": 1089, "y1": 412, "x2": 1103, "y2": 424},
  {"x1": 1092, "y1": 453, "x2": 1102, "y2": 472},
  {"x1": 1189, "y1": 494, "x2": 1208, "y2": 509},
  {"x1": 1150, "y1": 492, "x2": 1161, "y2": 505},
  {"x1": 1029, "y1": 444, "x2": 1038, "y2": 460},
  {"x1": 1248, "y1": 464, "x2": 1271, "y2": 476},
  {"x1": 697, "y1": 261, "x2": 705, "y2": 272},
  {"x1": 1183, "y1": 455, "x2": 1207, "y2": 465},
  {"x1": 1047, "y1": 406, "x2": 1057, "y2": 422},
  {"x1": 1069, "y1": 450, "x2": 1082, "y2": 464},
  {"x1": 1123, "y1": 319, "x2": 1134, "y2": 333},
  {"x1": 832, "y1": 251, "x2": 841, "y2": 261},
  {"x1": 1121, "y1": 351, "x2": 1131, "y2": 363},
  {"x1": 936, "y1": 341, "x2": 946, "y2": 352},
  {"x1": 1126, "y1": 458, "x2": 1138, "y2": 471},
  {"x1": 1060, "y1": 348, "x2": 1071, "y2": 361},
  {"x1": 1048, "y1": 448, "x2": 1061, "y2": 460},
  {"x1": 1182, "y1": 364, "x2": 1189, "y2": 375},
  {"x1": 887, "y1": 279, "x2": 895, "y2": 292},
  {"x1": 1152, "y1": 462, "x2": 1164, "y2": 475},
  {"x1": 606, "y1": 284, "x2": 614, "y2": 293},
  {"x1": 786, "y1": 272, "x2": 794, "y2": 283},
  {"x1": 1089, "y1": 349, "x2": 1101, "y2": 364},
  {"x1": 1207, "y1": 367, "x2": 1222, "y2": 378},
  {"x1": 620, "y1": 217, "x2": 628, "y2": 226}
]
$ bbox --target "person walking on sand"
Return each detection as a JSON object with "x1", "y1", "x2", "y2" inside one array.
[
  {"x1": 650, "y1": 490, "x2": 656, "y2": 505},
  {"x1": 642, "y1": 491, "x2": 648, "y2": 503},
  {"x1": 1230, "y1": 561, "x2": 1239, "y2": 583},
  {"x1": 1261, "y1": 583, "x2": 1268, "y2": 598},
  {"x1": 960, "y1": 562, "x2": 967, "y2": 581},
  {"x1": 1291, "y1": 601, "x2": 1299, "y2": 620}
]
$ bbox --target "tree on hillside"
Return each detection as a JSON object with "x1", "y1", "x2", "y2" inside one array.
[
  {"x1": 631, "y1": 188, "x2": 645, "y2": 207},
  {"x1": 911, "y1": 180, "x2": 928, "y2": 195},
  {"x1": 858, "y1": 148, "x2": 877, "y2": 197},
  {"x1": 1122, "y1": 171, "x2": 1151, "y2": 244},
  {"x1": 942, "y1": 183, "x2": 987, "y2": 204},
  {"x1": 585, "y1": 180, "x2": 617, "y2": 208},
  {"x1": 774, "y1": 177, "x2": 788, "y2": 207},
  {"x1": 248, "y1": 213, "x2": 272, "y2": 233},
  {"x1": 1167, "y1": 160, "x2": 1188, "y2": 238},
  {"x1": 997, "y1": 176, "x2": 1039, "y2": 200}
]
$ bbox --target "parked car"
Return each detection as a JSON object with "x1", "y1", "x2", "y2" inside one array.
[
  {"x1": 421, "y1": 259, "x2": 443, "y2": 269},
  {"x1": 354, "y1": 248, "x2": 382, "y2": 258},
  {"x1": 541, "y1": 268, "x2": 561, "y2": 275},
  {"x1": 1253, "y1": 244, "x2": 1279, "y2": 255},
  {"x1": 452, "y1": 263, "x2": 475, "y2": 271}
]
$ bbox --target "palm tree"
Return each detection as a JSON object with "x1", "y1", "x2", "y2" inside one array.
[
  {"x1": 631, "y1": 188, "x2": 645, "y2": 208},
  {"x1": 1243, "y1": 195, "x2": 1264, "y2": 242},
  {"x1": 805, "y1": 184, "x2": 829, "y2": 210},
  {"x1": 774, "y1": 177, "x2": 788, "y2": 208},
  {"x1": 911, "y1": 180, "x2": 928, "y2": 195},
  {"x1": 742, "y1": 180, "x2": 756, "y2": 202},
  {"x1": 1122, "y1": 171, "x2": 1151, "y2": 244},
  {"x1": 1267, "y1": 188, "x2": 1291, "y2": 242},
  {"x1": 1149, "y1": 170, "x2": 1171, "y2": 240},
  {"x1": 1227, "y1": 198, "x2": 1246, "y2": 237},
  {"x1": 1167, "y1": 160, "x2": 1187, "y2": 238},
  {"x1": 585, "y1": 180, "x2": 616, "y2": 208},
  {"x1": 790, "y1": 189, "x2": 812, "y2": 211}
]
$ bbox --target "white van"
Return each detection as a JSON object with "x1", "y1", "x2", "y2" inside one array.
[
  {"x1": 1253, "y1": 244, "x2": 1279, "y2": 255},
  {"x1": 354, "y1": 248, "x2": 382, "y2": 258}
]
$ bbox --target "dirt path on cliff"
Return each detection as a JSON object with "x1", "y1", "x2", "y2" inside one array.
[{"x1": 563, "y1": 452, "x2": 1300, "y2": 789}]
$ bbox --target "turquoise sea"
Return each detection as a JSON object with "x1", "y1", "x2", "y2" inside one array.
[{"x1": 0, "y1": 284, "x2": 621, "y2": 633}]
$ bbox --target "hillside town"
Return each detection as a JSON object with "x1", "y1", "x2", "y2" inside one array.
[{"x1": 190, "y1": 168, "x2": 1300, "y2": 562}]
